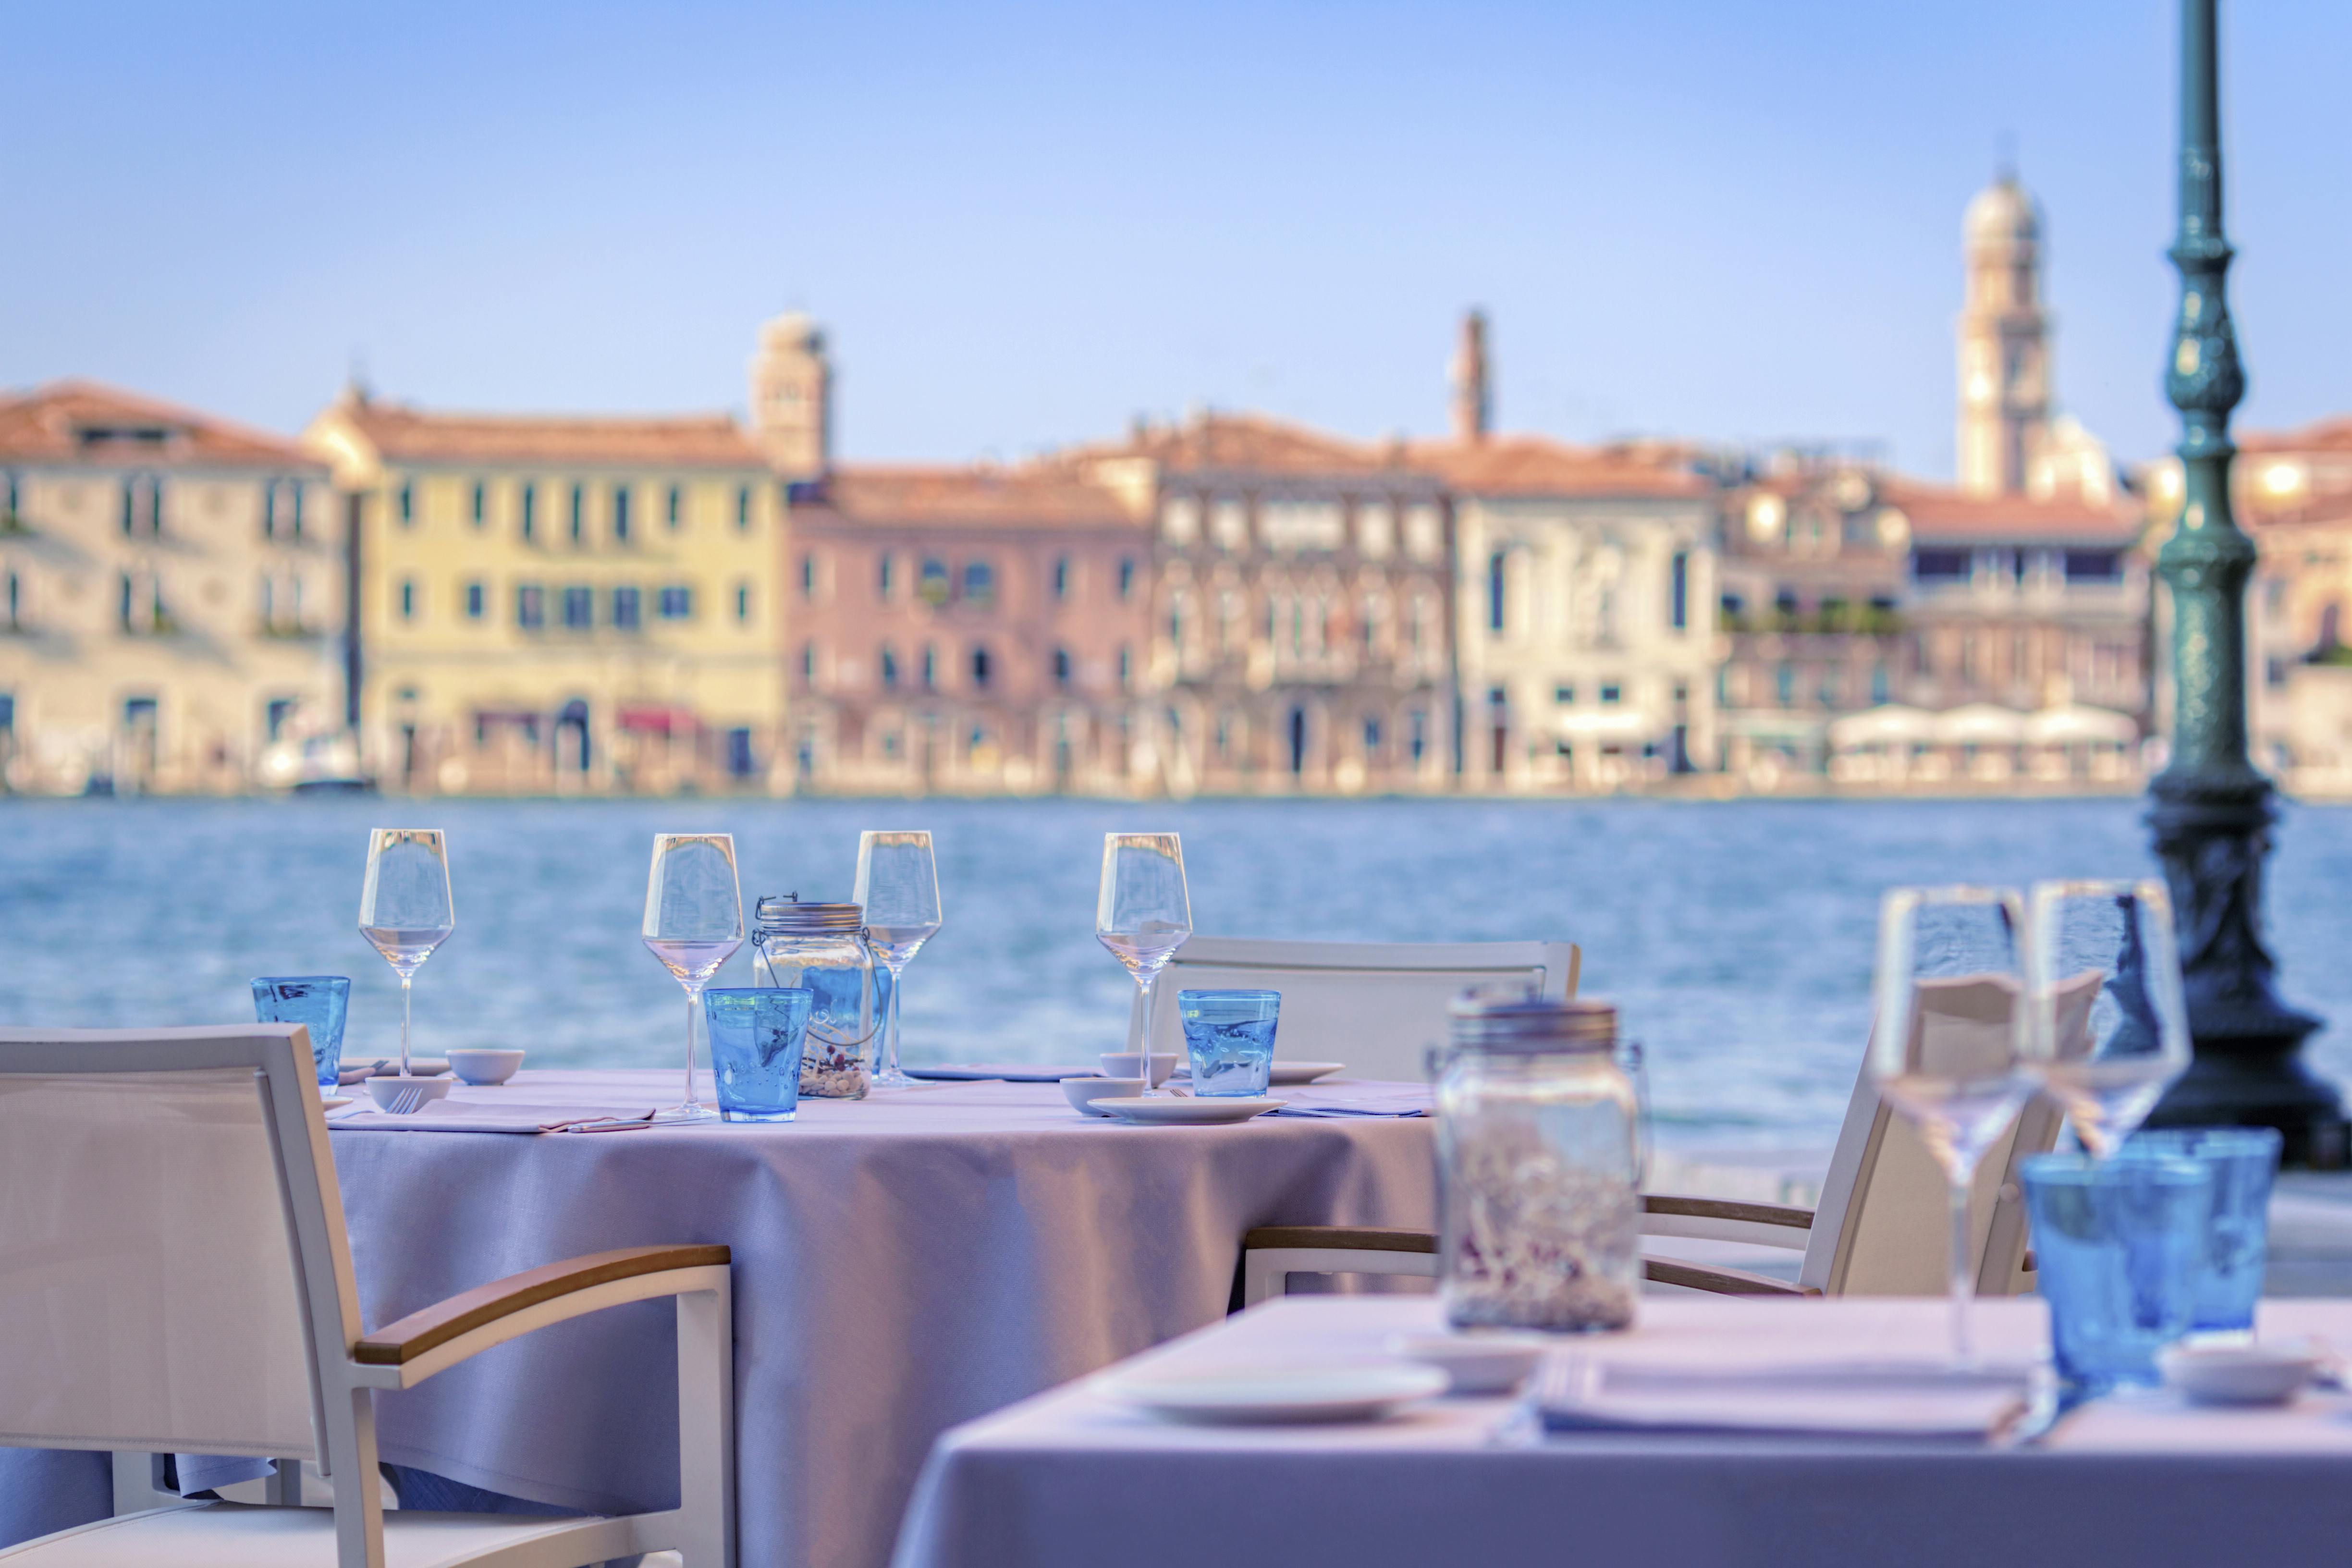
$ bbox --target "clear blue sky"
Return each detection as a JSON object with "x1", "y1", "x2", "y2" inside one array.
[{"x1": 5, "y1": 0, "x2": 2347, "y2": 477}]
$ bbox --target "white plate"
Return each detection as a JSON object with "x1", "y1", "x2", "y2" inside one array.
[
  {"x1": 1095, "y1": 1096, "x2": 1284, "y2": 1125},
  {"x1": 1101, "y1": 1361, "x2": 1448, "y2": 1425},
  {"x1": 907, "y1": 1063, "x2": 1098, "y2": 1083},
  {"x1": 1383, "y1": 1331, "x2": 1548, "y2": 1394},
  {"x1": 2160, "y1": 1341, "x2": 2322, "y2": 1406},
  {"x1": 1267, "y1": 1061, "x2": 1345, "y2": 1086}
]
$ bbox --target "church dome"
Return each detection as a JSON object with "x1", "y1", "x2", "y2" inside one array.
[{"x1": 1965, "y1": 176, "x2": 2039, "y2": 247}]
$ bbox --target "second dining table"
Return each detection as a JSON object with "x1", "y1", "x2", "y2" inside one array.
[{"x1": 321, "y1": 1068, "x2": 1432, "y2": 1568}]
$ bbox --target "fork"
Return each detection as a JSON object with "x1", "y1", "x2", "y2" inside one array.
[{"x1": 378, "y1": 1082, "x2": 434, "y2": 1115}]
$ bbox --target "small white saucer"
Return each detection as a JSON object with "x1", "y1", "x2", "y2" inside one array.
[
  {"x1": 1267, "y1": 1061, "x2": 1345, "y2": 1086},
  {"x1": 1099, "y1": 1360, "x2": 1448, "y2": 1425},
  {"x1": 2160, "y1": 1341, "x2": 2322, "y2": 1406},
  {"x1": 1383, "y1": 1331, "x2": 1549, "y2": 1394},
  {"x1": 1095, "y1": 1096, "x2": 1284, "y2": 1125}
]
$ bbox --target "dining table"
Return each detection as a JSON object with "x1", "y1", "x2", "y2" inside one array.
[
  {"x1": 0, "y1": 1068, "x2": 1434, "y2": 1568},
  {"x1": 892, "y1": 1294, "x2": 2352, "y2": 1568}
]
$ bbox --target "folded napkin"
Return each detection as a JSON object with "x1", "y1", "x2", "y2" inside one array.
[
  {"x1": 1268, "y1": 1086, "x2": 1431, "y2": 1119},
  {"x1": 1535, "y1": 1355, "x2": 2033, "y2": 1442},
  {"x1": 328, "y1": 1102, "x2": 655, "y2": 1134}
]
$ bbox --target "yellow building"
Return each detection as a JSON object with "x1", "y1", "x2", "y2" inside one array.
[
  {"x1": 305, "y1": 390, "x2": 786, "y2": 795},
  {"x1": 0, "y1": 381, "x2": 346, "y2": 794}
]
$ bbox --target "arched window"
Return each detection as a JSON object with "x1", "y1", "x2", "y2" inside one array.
[
  {"x1": 962, "y1": 560, "x2": 995, "y2": 606},
  {"x1": 1052, "y1": 647, "x2": 1072, "y2": 686},
  {"x1": 970, "y1": 645, "x2": 992, "y2": 688},
  {"x1": 919, "y1": 558, "x2": 951, "y2": 607},
  {"x1": 1487, "y1": 550, "x2": 1507, "y2": 633},
  {"x1": 880, "y1": 644, "x2": 900, "y2": 688}
]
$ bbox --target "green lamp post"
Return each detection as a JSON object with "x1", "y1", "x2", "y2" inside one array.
[{"x1": 2143, "y1": 0, "x2": 2346, "y2": 1164}]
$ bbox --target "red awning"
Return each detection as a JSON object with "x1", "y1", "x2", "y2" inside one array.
[{"x1": 618, "y1": 705, "x2": 701, "y2": 735}]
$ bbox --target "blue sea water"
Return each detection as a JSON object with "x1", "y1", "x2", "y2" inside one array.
[{"x1": 6, "y1": 795, "x2": 2350, "y2": 1156}]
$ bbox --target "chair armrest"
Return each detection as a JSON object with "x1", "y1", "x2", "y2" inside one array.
[
  {"x1": 354, "y1": 1244, "x2": 729, "y2": 1383},
  {"x1": 1243, "y1": 1225, "x2": 1437, "y2": 1255},
  {"x1": 1642, "y1": 1257, "x2": 1815, "y2": 1297},
  {"x1": 1641, "y1": 1193, "x2": 1815, "y2": 1250}
]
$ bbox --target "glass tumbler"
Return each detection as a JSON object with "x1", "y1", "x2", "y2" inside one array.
[
  {"x1": 2021, "y1": 1151, "x2": 2212, "y2": 1394},
  {"x1": 1178, "y1": 990, "x2": 1280, "y2": 1096},
  {"x1": 1436, "y1": 994, "x2": 1640, "y2": 1334},
  {"x1": 253, "y1": 975, "x2": 352, "y2": 1089},
  {"x1": 703, "y1": 988, "x2": 814, "y2": 1123},
  {"x1": 2125, "y1": 1127, "x2": 2282, "y2": 1341}
]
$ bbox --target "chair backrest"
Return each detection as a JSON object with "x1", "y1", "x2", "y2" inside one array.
[
  {"x1": 0, "y1": 1026, "x2": 360, "y2": 1463},
  {"x1": 1798, "y1": 983, "x2": 2061, "y2": 1297},
  {"x1": 1132, "y1": 936, "x2": 1580, "y2": 1084}
]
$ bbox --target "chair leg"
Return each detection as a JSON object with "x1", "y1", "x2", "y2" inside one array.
[
  {"x1": 110, "y1": 1452, "x2": 173, "y2": 1515},
  {"x1": 331, "y1": 1386, "x2": 387, "y2": 1568},
  {"x1": 674, "y1": 1281, "x2": 736, "y2": 1568},
  {"x1": 266, "y1": 1458, "x2": 304, "y2": 1506}
]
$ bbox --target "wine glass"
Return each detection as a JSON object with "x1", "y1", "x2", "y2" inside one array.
[
  {"x1": 2023, "y1": 879, "x2": 2192, "y2": 1157},
  {"x1": 643, "y1": 833, "x2": 745, "y2": 1124},
  {"x1": 1869, "y1": 885, "x2": 2035, "y2": 1367},
  {"x1": 855, "y1": 830, "x2": 942, "y2": 1091},
  {"x1": 357, "y1": 829, "x2": 454, "y2": 1078},
  {"x1": 1095, "y1": 833, "x2": 1192, "y2": 1099}
]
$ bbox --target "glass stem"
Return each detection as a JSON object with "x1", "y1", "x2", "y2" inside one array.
[
  {"x1": 1948, "y1": 1174, "x2": 1974, "y2": 1368},
  {"x1": 883, "y1": 962, "x2": 906, "y2": 1078},
  {"x1": 399, "y1": 975, "x2": 414, "y2": 1077},
  {"x1": 683, "y1": 985, "x2": 703, "y2": 1110},
  {"x1": 1136, "y1": 971, "x2": 1157, "y2": 1097}
]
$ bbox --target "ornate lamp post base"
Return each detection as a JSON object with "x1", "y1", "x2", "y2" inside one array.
[{"x1": 2144, "y1": 776, "x2": 2346, "y2": 1166}]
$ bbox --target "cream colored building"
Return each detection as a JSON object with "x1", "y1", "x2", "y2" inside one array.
[
  {"x1": 305, "y1": 391, "x2": 786, "y2": 795},
  {"x1": 0, "y1": 381, "x2": 344, "y2": 794}
]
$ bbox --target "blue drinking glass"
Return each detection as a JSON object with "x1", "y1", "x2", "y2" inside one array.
[
  {"x1": 2021, "y1": 1151, "x2": 2211, "y2": 1394},
  {"x1": 253, "y1": 976, "x2": 351, "y2": 1090},
  {"x1": 1178, "y1": 990, "x2": 1280, "y2": 1097},
  {"x1": 2124, "y1": 1127, "x2": 2281, "y2": 1340},
  {"x1": 703, "y1": 987, "x2": 814, "y2": 1123}
]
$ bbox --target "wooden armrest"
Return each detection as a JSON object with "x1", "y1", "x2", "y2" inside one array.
[
  {"x1": 1643, "y1": 1257, "x2": 1815, "y2": 1297},
  {"x1": 1642, "y1": 1194, "x2": 1814, "y2": 1231},
  {"x1": 355, "y1": 1244, "x2": 729, "y2": 1366},
  {"x1": 1243, "y1": 1225, "x2": 1437, "y2": 1255}
]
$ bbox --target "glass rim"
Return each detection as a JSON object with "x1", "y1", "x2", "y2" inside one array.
[
  {"x1": 253, "y1": 975, "x2": 352, "y2": 989},
  {"x1": 2122, "y1": 1127, "x2": 2284, "y2": 1153},
  {"x1": 1178, "y1": 989, "x2": 1281, "y2": 1004},
  {"x1": 704, "y1": 986, "x2": 814, "y2": 1002},
  {"x1": 2019, "y1": 1150, "x2": 2210, "y2": 1185}
]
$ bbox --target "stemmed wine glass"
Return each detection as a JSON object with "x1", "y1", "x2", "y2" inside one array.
[
  {"x1": 2023, "y1": 879, "x2": 2191, "y2": 1157},
  {"x1": 357, "y1": 828, "x2": 454, "y2": 1078},
  {"x1": 642, "y1": 833, "x2": 745, "y2": 1124},
  {"x1": 855, "y1": 830, "x2": 942, "y2": 1091},
  {"x1": 1095, "y1": 833, "x2": 1192, "y2": 1099},
  {"x1": 1869, "y1": 884, "x2": 2036, "y2": 1367}
]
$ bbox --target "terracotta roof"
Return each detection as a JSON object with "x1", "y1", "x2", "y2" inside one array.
[
  {"x1": 1880, "y1": 478, "x2": 2140, "y2": 546},
  {"x1": 0, "y1": 380, "x2": 321, "y2": 469},
  {"x1": 327, "y1": 395, "x2": 765, "y2": 469},
  {"x1": 1061, "y1": 412, "x2": 1417, "y2": 480},
  {"x1": 1406, "y1": 434, "x2": 1710, "y2": 499},
  {"x1": 798, "y1": 465, "x2": 1144, "y2": 532},
  {"x1": 2241, "y1": 417, "x2": 2352, "y2": 455}
]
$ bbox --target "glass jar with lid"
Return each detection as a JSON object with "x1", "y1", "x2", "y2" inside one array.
[
  {"x1": 749, "y1": 895, "x2": 875, "y2": 1099},
  {"x1": 1436, "y1": 993, "x2": 1640, "y2": 1333}
]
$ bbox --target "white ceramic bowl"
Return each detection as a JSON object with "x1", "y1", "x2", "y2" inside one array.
[
  {"x1": 363, "y1": 1075, "x2": 453, "y2": 1113},
  {"x1": 447, "y1": 1048, "x2": 525, "y2": 1086},
  {"x1": 1099, "y1": 1052, "x2": 1178, "y2": 1087},
  {"x1": 1382, "y1": 1331, "x2": 1550, "y2": 1394},
  {"x1": 2159, "y1": 1341, "x2": 2322, "y2": 1406},
  {"x1": 1064, "y1": 1077, "x2": 1147, "y2": 1116}
]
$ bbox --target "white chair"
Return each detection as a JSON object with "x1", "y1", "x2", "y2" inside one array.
[
  {"x1": 0, "y1": 1025, "x2": 735, "y2": 1568},
  {"x1": 1239, "y1": 1031, "x2": 2062, "y2": 1304},
  {"x1": 1132, "y1": 936, "x2": 1581, "y2": 1085}
]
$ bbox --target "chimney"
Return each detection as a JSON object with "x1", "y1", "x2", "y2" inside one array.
[{"x1": 1450, "y1": 309, "x2": 1491, "y2": 445}]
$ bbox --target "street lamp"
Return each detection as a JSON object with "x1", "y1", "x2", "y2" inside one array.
[{"x1": 2143, "y1": 0, "x2": 2347, "y2": 1165}]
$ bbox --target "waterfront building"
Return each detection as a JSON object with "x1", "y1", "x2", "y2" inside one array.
[
  {"x1": 304, "y1": 390, "x2": 785, "y2": 795},
  {"x1": 1428, "y1": 434, "x2": 1720, "y2": 792},
  {"x1": 0, "y1": 380, "x2": 343, "y2": 794},
  {"x1": 783, "y1": 465, "x2": 1150, "y2": 794},
  {"x1": 1057, "y1": 412, "x2": 1457, "y2": 795}
]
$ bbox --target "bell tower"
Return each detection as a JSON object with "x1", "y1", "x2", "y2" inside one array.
[
  {"x1": 1450, "y1": 309, "x2": 1492, "y2": 445},
  {"x1": 749, "y1": 313, "x2": 832, "y2": 480},
  {"x1": 1955, "y1": 173, "x2": 2050, "y2": 496}
]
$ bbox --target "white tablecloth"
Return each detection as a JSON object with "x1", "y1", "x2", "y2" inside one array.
[
  {"x1": 0, "y1": 1069, "x2": 1433, "y2": 1568},
  {"x1": 894, "y1": 1296, "x2": 2352, "y2": 1568}
]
